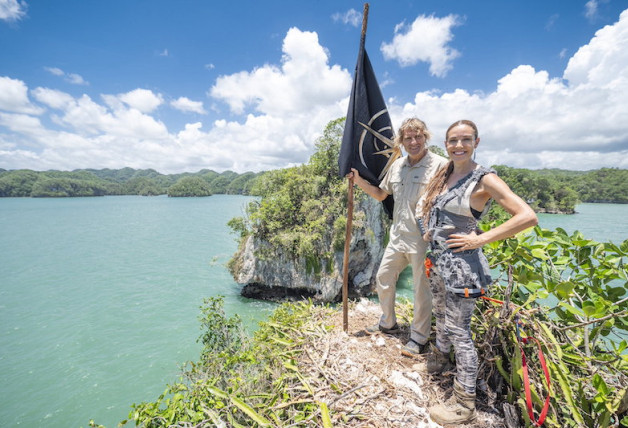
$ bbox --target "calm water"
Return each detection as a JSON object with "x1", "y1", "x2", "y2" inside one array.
[
  {"x1": 0, "y1": 195, "x2": 276, "y2": 428},
  {"x1": 536, "y1": 203, "x2": 628, "y2": 244},
  {"x1": 0, "y1": 198, "x2": 626, "y2": 428}
]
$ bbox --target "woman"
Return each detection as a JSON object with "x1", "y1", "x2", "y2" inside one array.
[{"x1": 418, "y1": 120, "x2": 537, "y2": 425}]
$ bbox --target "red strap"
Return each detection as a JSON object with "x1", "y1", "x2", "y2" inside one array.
[
  {"x1": 480, "y1": 295, "x2": 504, "y2": 305},
  {"x1": 520, "y1": 337, "x2": 551, "y2": 426}
]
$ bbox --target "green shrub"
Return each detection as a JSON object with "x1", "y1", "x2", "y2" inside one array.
[
  {"x1": 476, "y1": 223, "x2": 628, "y2": 427},
  {"x1": 123, "y1": 297, "x2": 336, "y2": 428}
]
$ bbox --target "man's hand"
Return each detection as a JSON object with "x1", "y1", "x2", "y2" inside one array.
[{"x1": 347, "y1": 168, "x2": 362, "y2": 181}]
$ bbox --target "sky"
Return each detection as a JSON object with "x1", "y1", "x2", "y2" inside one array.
[{"x1": 1, "y1": 0, "x2": 628, "y2": 174}]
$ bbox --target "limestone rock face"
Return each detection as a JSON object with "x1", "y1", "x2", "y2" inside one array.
[{"x1": 232, "y1": 197, "x2": 389, "y2": 302}]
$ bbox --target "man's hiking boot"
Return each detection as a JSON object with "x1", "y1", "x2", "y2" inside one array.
[
  {"x1": 365, "y1": 323, "x2": 401, "y2": 335},
  {"x1": 401, "y1": 339, "x2": 429, "y2": 357},
  {"x1": 429, "y1": 379, "x2": 477, "y2": 425}
]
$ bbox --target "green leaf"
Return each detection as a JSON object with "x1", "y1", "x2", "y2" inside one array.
[
  {"x1": 554, "y1": 256, "x2": 571, "y2": 265},
  {"x1": 583, "y1": 301, "x2": 600, "y2": 317},
  {"x1": 283, "y1": 361, "x2": 299, "y2": 371},
  {"x1": 559, "y1": 301, "x2": 584, "y2": 317},
  {"x1": 201, "y1": 406, "x2": 223, "y2": 425},
  {"x1": 230, "y1": 395, "x2": 272, "y2": 426},
  {"x1": 512, "y1": 343, "x2": 523, "y2": 391},
  {"x1": 319, "y1": 402, "x2": 333, "y2": 428},
  {"x1": 555, "y1": 281, "x2": 575, "y2": 299},
  {"x1": 549, "y1": 360, "x2": 585, "y2": 424},
  {"x1": 593, "y1": 374, "x2": 610, "y2": 395},
  {"x1": 206, "y1": 385, "x2": 228, "y2": 399},
  {"x1": 531, "y1": 248, "x2": 549, "y2": 260},
  {"x1": 523, "y1": 280, "x2": 542, "y2": 292},
  {"x1": 495, "y1": 357, "x2": 511, "y2": 385},
  {"x1": 608, "y1": 286, "x2": 627, "y2": 301},
  {"x1": 538, "y1": 322, "x2": 563, "y2": 360},
  {"x1": 271, "y1": 336, "x2": 294, "y2": 346},
  {"x1": 295, "y1": 371, "x2": 315, "y2": 395}
]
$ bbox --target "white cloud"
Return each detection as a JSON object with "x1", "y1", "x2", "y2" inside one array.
[
  {"x1": 31, "y1": 87, "x2": 75, "y2": 110},
  {"x1": 0, "y1": 0, "x2": 27, "y2": 22},
  {"x1": 44, "y1": 67, "x2": 89, "y2": 86},
  {"x1": 0, "y1": 76, "x2": 44, "y2": 114},
  {"x1": 381, "y1": 14, "x2": 462, "y2": 77},
  {"x1": 117, "y1": 88, "x2": 164, "y2": 113},
  {"x1": 45, "y1": 67, "x2": 64, "y2": 77},
  {"x1": 332, "y1": 9, "x2": 361, "y2": 27},
  {"x1": 32, "y1": 86, "x2": 169, "y2": 140},
  {"x1": 389, "y1": 10, "x2": 628, "y2": 170},
  {"x1": 0, "y1": 112, "x2": 45, "y2": 136},
  {"x1": 546, "y1": 14, "x2": 559, "y2": 31},
  {"x1": 585, "y1": 1, "x2": 599, "y2": 20},
  {"x1": 209, "y1": 27, "x2": 350, "y2": 116},
  {"x1": 171, "y1": 97, "x2": 206, "y2": 114},
  {"x1": 563, "y1": 10, "x2": 628, "y2": 87},
  {"x1": 66, "y1": 73, "x2": 88, "y2": 85}
]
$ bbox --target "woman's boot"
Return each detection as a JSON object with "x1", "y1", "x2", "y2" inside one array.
[
  {"x1": 426, "y1": 348, "x2": 453, "y2": 374},
  {"x1": 416, "y1": 347, "x2": 453, "y2": 374},
  {"x1": 429, "y1": 379, "x2": 477, "y2": 425}
]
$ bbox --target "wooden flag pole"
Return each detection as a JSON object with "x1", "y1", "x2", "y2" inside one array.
[
  {"x1": 342, "y1": 3, "x2": 369, "y2": 332},
  {"x1": 342, "y1": 176, "x2": 353, "y2": 332},
  {"x1": 360, "y1": 3, "x2": 369, "y2": 50}
]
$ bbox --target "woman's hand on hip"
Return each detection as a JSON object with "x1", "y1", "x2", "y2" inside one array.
[{"x1": 446, "y1": 231, "x2": 482, "y2": 252}]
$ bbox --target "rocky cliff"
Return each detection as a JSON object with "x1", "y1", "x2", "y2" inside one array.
[{"x1": 231, "y1": 196, "x2": 389, "y2": 302}]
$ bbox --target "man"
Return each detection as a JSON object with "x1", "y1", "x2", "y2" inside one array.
[{"x1": 348, "y1": 117, "x2": 448, "y2": 355}]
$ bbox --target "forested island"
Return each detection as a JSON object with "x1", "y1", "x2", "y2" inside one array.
[
  {"x1": 492, "y1": 165, "x2": 627, "y2": 212},
  {"x1": 0, "y1": 168, "x2": 262, "y2": 198},
  {"x1": 0, "y1": 159, "x2": 626, "y2": 213}
]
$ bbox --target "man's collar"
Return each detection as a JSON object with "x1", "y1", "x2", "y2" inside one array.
[{"x1": 404, "y1": 151, "x2": 430, "y2": 167}]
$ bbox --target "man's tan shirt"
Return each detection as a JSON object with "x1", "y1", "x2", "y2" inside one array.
[{"x1": 379, "y1": 150, "x2": 448, "y2": 253}]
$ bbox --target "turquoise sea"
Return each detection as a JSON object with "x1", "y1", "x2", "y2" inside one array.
[
  {"x1": 0, "y1": 195, "x2": 275, "y2": 428},
  {"x1": 536, "y1": 203, "x2": 628, "y2": 245},
  {"x1": 0, "y1": 197, "x2": 626, "y2": 427}
]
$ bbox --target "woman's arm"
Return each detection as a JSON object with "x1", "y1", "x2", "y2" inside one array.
[
  {"x1": 446, "y1": 173, "x2": 538, "y2": 251},
  {"x1": 347, "y1": 168, "x2": 390, "y2": 202}
]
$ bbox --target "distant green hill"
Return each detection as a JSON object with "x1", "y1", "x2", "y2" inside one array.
[
  {"x1": 0, "y1": 168, "x2": 264, "y2": 197},
  {"x1": 0, "y1": 163, "x2": 625, "y2": 204}
]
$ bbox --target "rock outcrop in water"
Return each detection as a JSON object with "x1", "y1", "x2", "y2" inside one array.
[{"x1": 230, "y1": 196, "x2": 389, "y2": 302}]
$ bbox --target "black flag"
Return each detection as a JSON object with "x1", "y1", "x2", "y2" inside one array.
[{"x1": 339, "y1": 47, "x2": 395, "y2": 217}]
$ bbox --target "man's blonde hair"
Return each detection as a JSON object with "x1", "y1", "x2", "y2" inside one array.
[{"x1": 394, "y1": 117, "x2": 432, "y2": 146}]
